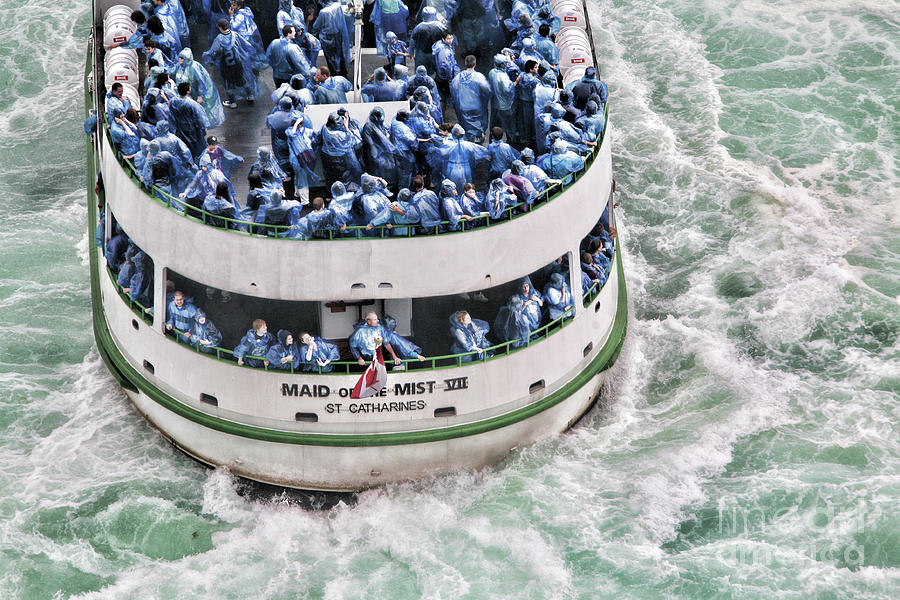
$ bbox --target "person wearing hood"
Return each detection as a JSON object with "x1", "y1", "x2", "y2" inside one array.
[
  {"x1": 567, "y1": 66, "x2": 608, "y2": 110},
  {"x1": 383, "y1": 31, "x2": 409, "y2": 76},
  {"x1": 109, "y1": 109, "x2": 141, "y2": 159},
  {"x1": 543, "y1": 272, "x2": 574, "y2": 321},
  {"x1": 533, "y1": 70, "x2": 559, "y2": 120},
  {"x1": 319, "y1": 111, "x2": 363, "y2": 190},
  {"x1": 449, "y1": 310, "x2": 493, "y2": 362},
  {"x1": 180, "y1": 157, "x2": 234, "y2": 216},
  {"x1": 229, "y1": 0, "x2": 269, "y2": 71},
  {"x1": 188, "y1": 310, "x2": 223, "y2": 354},
  {"x1": 361, "y1": 107, "x2": 398, "y2": 191},
  {"x1": 412, "y1": 85, "x2": 442, "y2": 123},
  {"x1": 141, "y1": 83, "x2": 172, "y2": 127},
  {"x1": 255, "y1": 189, "x2": 301, "y2": 233},
  {"x1": 125, "y1": 251, "x2": 154, "y2": 310},
  {"x1": 266, "y1": 97, "x2": 300, "y2": 195},
  {"x1": 438, "y1": 179, "x2": 475, "y2": 231},
  {"x1": 410, "y1": 175, "x2": 442, "y2": 232},
  {"x1": 312, "y1": 66, "x2": 354, "y2": 104},
  {"x1": 202, "y1": 18, "x2": 259, "y2": 107},
  {"x1": 409, "y1": 6, "x2": 444, "y2": 74},
  {"x1": 493, "y1": 295, "x2": 531, "y2": 348},
  {"x1": 485, "y1": 177, "x2": 517, "y2": 220},
  {"x1": 516, "y1": 37, "x2": 544, "y2": 72},
  {"x1": 173, "y1": 48, "x2": 225, "y2": 129},
  {"x1": 287, "y1": 111, "x2": 317, "y2": 203},
  {"x1": 266, "y1": 330, "x2": 300, "y2": 371},
  {"x1": 326, "y1": 180, "x2": 360, "y2": 234},
  {"x1": 150, "y1": 0, "x2": 190, "y2": 49},
  {"x1": 234, "y1": 319, "x2": 274, "y2": 367},
  {"x1": 369, "y1": 187, "x2": 417, "y2": 236},
  {"x1": 411, "y1": 65, "x2": 440, "y2": 104},
  {"x1": 432, "y1": 31, "x2": 460, "y2": 112},
  {"x1": 267, "y1": 25, "x2": 309, "y2": 87},
  {"x1": 502, "y1": 159, "x2": 537, "y2": 207},
  {"x1": 297, "y1": 24, "x2": 323, "y2": 69},
  {"x1": 513, "y1": 276, "x2": 543, "y2": 331},
  {"x1": 202, "y1": 181, "x2": 244, "y2": 229},
  {"x1": 361, "y1": 67, "x2": 400, "y2": 102},
  {"x1": 116, "y1": 244, "x2": 138, "y2": 288},
  {"x1": 141, "y1": 140, "x2": 179, "y2": 201},
  {"x1": 143, "y1": 39, "x2": 174, "y2": 72},
  {"x1": 538, "y1": 140, "x2": 585, "y2": 180},
  {"x1": 298, "y1": 332, "x2": 341, "y2": 372},
  {"x1": 487, "y1": 126, "x2": 520, "y2": 180},
  {"x1": 272, "y1": 72, "x2": 315, "y2": 108},
  {"x1": 249, "y1": 146, "x2": 289, "y2": 192},
  {"x1": 392, "y1": 64, "x2": 410, "y2": 96},
  {"x1": 277, "y1": 0, "x2": 304, "y2": 33},
  {"x1": 460, "y1": 182, "x2": 486, "y2": 218},
  {"x1": 372, "y1": 0, "x2": 409, "y2": 56},
  {"x1": 576, "y1": 99, "x2": 606, "y2": 141},
  {"x1": 450, "y1": 55, "x2": 491, "y2": 142},
  {"x1": 169, "y1": 81, "x2": 209, "y2": 160},
  {"x1": 349, "y1": 311, "x2": 424, "y2": 368},
  {"x1": 427, "y1": 124, "x2": 490, "y2": 195},
  {"x1": 488, "y1": 53, "x2": 517, "y2": 144},
  {"x1": 358, "y1": 173, "x2": 393, "y2": 228},
  {"x1": 390, "y1": 109, "x2": 418, "y2": 190},
  {"x1": 313, "y1": 0, "x2": 352, "y2": 78}
]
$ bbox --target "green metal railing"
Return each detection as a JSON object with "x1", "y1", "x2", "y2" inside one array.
[
  {"x1": 106, "y1": 265, "x2": 154, "y2": 324},
  {"x1": 163, "y1": 311, "x2": 575, "y2": 375},
  {"x1": 105, "y1": 104, "x2": 609, "y2": 240}
]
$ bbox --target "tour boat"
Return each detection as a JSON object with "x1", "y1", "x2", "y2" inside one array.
[{"x1": 84, "y1": 0, "x2": 627, "y2": 490}]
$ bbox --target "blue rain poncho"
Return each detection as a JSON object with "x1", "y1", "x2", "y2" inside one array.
[
  {"x1": 266, "y1": 97, "x2": 297, "y2": 171},
  {"x1": 200, "y1": 144, "x2": 243, "y2": 179},
  {"x1": 327, "y1": 181, "x2": 361, "y2": 231},
  {"x1": 487, "y1": 138, "x2": 520, "y2": 179},
  {"x1": 432, "y1": 37, "x2": 460, "y2": 83},
  {"x1": 512, "y1": 276, "x2": 543, "y2": 330},
  {"x1": 411, "y1": 66, "x2": 440, "y2": 104},
  {"x1": 543, "y1": 272, "x2": 573, "y2": 320},
  {"x1": 409, "y1": 7, "x2": 444, "y2": 73},
  {"x1": 277, "y1": 0, "x2": 304, "y2": 31},
  {"x1": 538, "y1": 141, "x2": 585, "y2": 180},
  {"x1": 255, "y1": 189, "x2": 301, "y2": 230},
  {"x1": 234, "y1": 328, "x2": 276, "y2": 366},
  {"x1": 390, "y1": 112, "x2": 417, "y2": 191},
  {"x1": 189, "y1": 310, "x2": 223, "y2": 354},
  {"x1": 453, "y1": 0, "x2": 504, "y2": 53},
  {"x1": 576, "y1": 100, "x2": 605, "y2": 141},
  {"x1": 516, "y1": 38, "x2": 543, "y2": 72},
  {"x1": 533, "y1": 4, "x2": 560, "y2": 34},
  {"x1": 375, "y1": 188, "x2": 416, "y2": 236},
  {"x1": 385, "y1": 33, "x2": 409, "y2": 67},
  {"x1": 567, "y1": 67, "x2": 608, "y2": 110},
  {"x1": 105, "y1": 231, "x2": 129, "y2": 273},
  {"x1": 298, "y1": 30, "x2": 322, "y2": 69},
  {"x1": 408, "y1": 101, "x2": 438, "y2": 152},
  {"x1": 313, "y1": 74, "x2": 353, "y2": 104},
  {"x1": 298, "y1": 335, "x2": 341, "y2": 372},
  {"x1": 411, "y1": 188, "x2": 442, "y2": 230},
  {"x1": 486, "y1": 177, "x2": 516, "y2": 219},
  {"x1": 361, "y1": 68, "x2": 401, "y2": 102},
  {"x1": 184, "y1": 158, "x2": 235, "y2": 202},
  {"x1": 493, "y1": 296, "x2": 531, "y2": 348},
  {"x1": 110, "y1": 115, "x2": 141, "y2": 157},
  {"x1": 128, "y1": 251, "x2": 154, "y2": 308},
  {"x1": 371, "y1": 0, "x2": 409, "y2": 55},
  {"x1": 169, "y1": 93, "x2": 209, "y2": 160},
  {"x1": 166, "y1": 295, "x2": 199, "y2": 332},
  {"x1": 549, "y1": 103, "x2": 589, "y2": 146},
  {"x1": 266, "y1": 330, "x2": 299, "y2": 371},
  {"x1": 412, "y1": 86, "x2": 442, "y2": 124},
  {"x1": 173, "y1": 49, "x2": 225, "y2": 129},
  {"x1": 460, "y1": 187, "x2": 486, "y2": 217},
  {"x1": 207, "y1": 0, "x2": 232, "y2": 41},
  {"x1": 116, "y1": 245, "x2": 137, "y2": 287},
  {"x1": 313, "y1": 0, "x2": 351, "y2": 76},
  {"x1": 392, "y1": 64, "x2": 410, "y2": 95},
  {"x1": 451, "y1": 68, "x2": 492, "y2": 141},
  {"x1": 141, "y1": 86, "x2": 172, "y2": 126},
  {"x1": 153, "y1": 120, "x2": 195, "y2": 176},
  {"x1": 230, "y1": 6, "x2": 268, "y2": 70},
  {"x1": 147, "y1": 22, "x2": 181, "y2": 63},
  {"x1": 267, "y1": 34, "x2": 308, "y2": 83},
  {"x1": 514, "y1": 69, "x2": 539, "y2": 146},
  {"x1": 488, "y1": 54, "x2": 517, "y2": 140},
  {"x1": 438, "y1": 180, "x2": 471, "y2": 231},
  {"x1": 502, "y1": 160, "x2": 537, "y2": 206},
  {"x1": 357, "y1": 174, "x2": 392, "y2": 225},
  {"x1": 141, "y1": 141, "x2": 178, "y2": 199},
  {"x1": 319, "y1": 112, "x2": 362, "y2": 189},
  {"x1": 105, "y1": 89, "x2": 133, "y2": 125},
  {"x1": 303, "y1": 205, "x2": 336, "y2": 238},
  {"x1": 534, "y1": 31, "x2": 558, "y2": 66},
  {"x1": 202, "y1": 28, "x2": 260, "y2": 101},
  {"x1": 534, "y1": 104, "x2": 554, "y2": 154},
  {"x1": 349, "y1": 321, "x2": 392, "y2": 361},
  {"x1": 202, "y1": 191, "x2": 243, "y2": 229},
  {"x1": 249, "y1": 147, "x2": 288, "y2": 191},
  {"x1": 427, "y1": 125, "x2": 490, "y2": 194},
  {"x1": 145, "y1": 45, "x2": 174, "y2": 72},
  {"x1": 286, "y1": 113, "x2": 318, "y2": 190},
  {"x1": 152, "y1": 0, "x2": 190, "y2": 48},
  {"x1": 533, "y1": 71, "x2": 559, "y2": 119},
  {"x1": 272, "y1": 74, "x2": 315, "y2": 108},
  {"x1": 449, "y1": 312, "x2": 493, "y2": 361},
  {"x1": 361, "y1": 107, "x2": 398, "y2": 190}
]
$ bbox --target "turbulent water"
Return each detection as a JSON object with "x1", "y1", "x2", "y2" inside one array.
[{"x1": 0, "y1": 0, "x2": 897, "y2": 597}]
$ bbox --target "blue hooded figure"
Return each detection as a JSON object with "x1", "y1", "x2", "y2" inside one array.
[
  {"x1": 266, "y1": 329, "x2": 300, "y2": 371},
  {"x1": 141, "y1": 140, "x2": 178, "y2": 201},
  {"x1": 229, "y1": 1, "x2": 269, "y2": 71},
  {"x1": 287, "y1": 110, "x2": 319, "y2": 193},
  {"x1": 409, "y1": 6, "x2": 444, "y2": 74},
  {"x1": 234, "y1": 320, "x2": 276, "y2": 367},
  {"x1": 313, "y1": 0, "x2": 352, "y2": 78},
  {"x1": 327, "y1": 181, "x2": 361, "y2": 233},
  {"x1": 361, "y1": 107, "x2": 398, "y2": 191},
  {"x1": 298, "y1": 332, "x2": 341, "y2": 372},
  {"x1": 189, "y1": 310, "x2": 223, "y2": 354},
  {"x1": 411, "y1": 185, "x2": 442, "y2": 231},
  {"x1": 104, "y1": 228, "x2": 128, "y2": 273},
  {"x1": 567, "y1": 66, "x2": 608, "y2": 110},
  {"x1": 428, "y1": 124, "x2": 490, "y2": 195},
  {"x1": 390, "y1": 109, "x2": 418, "y2": 190},
  {"x1": 116, "y1": 244, "x2": 137, "y2": 288},
  {"x1": 141, "y1": 86, "x2": 171, "y2": 127},
  {"x1": 127, "y1": 251, "x2": 154, "y2": 309},
  {"x1": 319, "y1": 111, "x2": 363, "y2": 190},
  {"x1": 502, "y1": 160, "x2": 537, "y2": 206},
  {"x1": 449, "y1": 310, "x2": 493, "y2": 362},
  {"x1": 152, "y1": 120, "x2": 195, "y2": 188},
  {"x1": 412, "y1": 85, "x2": 442, "y2": 124},
  {"x1": 493, "y1": 296, "x2": 531, "y2": 348},
  {"x1": 538, "y1": 141, "x2": 585, "y2": 180},
  {"x1": 488, "y1": 53, "x2": 517, "y2": 143},
  {"x1": 255, "y1": 189, "x2": 301, "y2": 232},
  {"x1": 146, "y1": 14, "x2": 181, "y2": 62},
  {"x1": 438, "y1": 179, "x2": 473, "y2": 231},
  {"x1": 485, "y1": 177, "x2": 516, "y2": 220},
  {"x1": 411, "y1": 66, "x2": 440, "y2": 104},
  {"x1": 277, "y1": 0, "x2": 304, "y2": 32},
  {"x1": 408, "y1": 100, "x2": 438, "y2": 153},
  {"x1": 249, "y1": 146, "x2": 288, "y2": 192},
  {"x1": 174, "y1": 48, "x2": 226, "y2": 129},
  {"x1": 512, "y1": 276, "x2": 543, "y2": 331},
  {"x1": 358, "y1": 173, "x2": 392, "y2": 227},
  {"x1": 533, "y1": 70, "x2": 559, "y2": 120},
  {"x1": 487, "y1": 130, "x2": 521, "y2": 180},
  {"x1": 450, "y1": 58, "x2": 492, "y2": 142},
  {"x1": 372, "y1": 1, "x2": 409, "y2": 55},
  {"x1": 576, "y1": 99, "x2": 606, "y2": 142},
  {"x1": 202, "y1": 18, "x2": 260, "y2": 103},
  {"x1": 169, "y1": 83, "x2": 210, "y2": 160},
  {"x1": 109, "y1": 110, "x2": 141, "y2": 158},
  {"x1": 267, "y1": 26, "x2": 310, "y2": 85},
  {"x1": 151, "y1": 0, "x2": 190, "y2": 48},
  {"x1": 266, "y1": 97, "x2": 298, "y2": 174},
  {"x1": 543, "y1": 272, "x2": 574, "y2": 321},
  {"x1": 183, "y1": 158, "x2": 236, "y2": 210}
]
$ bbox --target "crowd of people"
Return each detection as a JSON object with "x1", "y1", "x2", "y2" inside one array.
[{"x1": 95, "y1": 0, "x2": 610, "y2": 237}]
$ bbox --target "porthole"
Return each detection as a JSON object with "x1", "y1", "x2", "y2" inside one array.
[
  {"x1": 143, "y1": 360, "x2": 155, "y2": 374},
  {"x1": 295, "y1": 412, "x2": 318, "y2": 423},
  {"x1": 351, "y1": 283, "x2": 366, "y2": 289},
  {"x1": 583, "y1": 342, "x2": 593, "y2": 357},
  {"x1": 595, "y1": 300, "x2": 601, "y2": 313},
  {"x1": 131, "y1": 319, "x2": 139, "y2": 331},
  {"x1": 378, "y1": 282, "x2": 393, "y2": 288},
  {"x1": 434, "y1": 406, "x2": 456, "y2": 418},
  {"x1": 200, "y1": 393, "x2": 218, "y2": 406},
  {"x1": 529, "y1": 380, "x2": 545, "y2": 394}
]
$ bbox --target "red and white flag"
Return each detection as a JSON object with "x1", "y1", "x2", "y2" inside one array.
[{"x1": 350, "y1": 345, "x2": 387, "y2": 399}]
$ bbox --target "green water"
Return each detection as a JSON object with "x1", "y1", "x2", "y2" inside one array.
[{"x1": 0, "y1": 0, "x2": 897, "y2": 597}]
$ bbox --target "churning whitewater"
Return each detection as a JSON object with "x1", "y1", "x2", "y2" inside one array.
[{"x1": 0, "y1": 0, "x2": 897, "y2": 598}]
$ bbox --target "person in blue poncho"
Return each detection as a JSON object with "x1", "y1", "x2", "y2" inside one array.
[
  {"x1": 146, "y1": 15, "x2": 181, "y2": 63},
  {"x1": 493, "y1": 296, "x2": 531, "y2": 348},
  {"x1": 105, "y1": 228, "x2": 129, "y2": 273},
  {"x1": 272, "y1": 73, "x2": 315, "y2": 108},
  {"x1": 117, "y1": 245, "x2": 137, "y2": 288},
  {"x1": 488, "y1": 53, "x2": 517, "y2": 143},
  {"x1": 485, "y1": 177, "x2": 517, "y2": 220},
  {"x1": 202, "y1": 19, "x2": 259, "y2": 107},
  {"x1": 487, "y1": 126, "x2": 520, "y2": 180},
  {"x1": 249, "y1": 146, "x2": 289, "y2": 192},
  {"x1": 410, "y1": 65, "x2": 440, "y2": 104},
  {"x1": 266, "y1": 330, "x2": 300, "y2": 371},
  {"x1": 287, "y1": 113, "x2": 317, "y2": 203},
  {"x1": 538, "y1": 140, "x2": 585, "y2": 180},
  {"x1": 141, "y1": 140, "x2": 179, "y2": 201},
  {"x1": 567, "y1": 66, "x2": 608, "y2": 110},
  {"x1": 165, "y1": 290, "x2": 198, "y2": 334},
  {"x1": 141, "y1": 84, "x2": 171, "y2": 127},
  {"x1": 319, "y1": 111, "x2": 362, "y2": 190},
  {"x1": 349, "y1": 311, "x2": 424, "y2": 367},
  {"x1": 543, "y1": 272, "x2": 573, "y2": 320},
  {"x1": 502, "y1": 160, "x2": 537, "y2": 207},
  {"x1": 173, "y1": 49, "x2": 225, "y2": 129},
  {"x1": 255, "y1": 189, "x2": 301, "y2": 233},
  {"x1": 449, "y1": 310, "x2": 493, "y2": 361},
  {"x1": 361, "y1": 107, "x2": 398, "y2": 191},
  {"x1": 361, "y1": 67, "x2": 397, "y2": 102},
  {"x1": 234, "y1": 319, "x2": 275, "y2": 367},
  {"x1": 125, "y1": 251, "x2": 154, "y2": 309},
  {"x1": 229, "y1": 0, "x2": 268, "y2": 70},
  {"x1": 533, "y1": 70, "x2": 559, "y2": 120},
  {"x1": 409, "y1": 6, "x2": 443, "y2": 74},
  {"x1": 169, "y1": 82, "x2": 209, "y2": 160},
  {"x1": 327, "y1": 181, "x2": 360, "y2": 234},
  {"x1": 428, "y1": 124, "x2": 490, "y2": 195},
  {"x1": 277, "y1": 0, "x2": 304, "y2": 32},
  {"x1": 266, "y1": 97, "x2": 299, "y2": 193},
  {"x1": 297, "y1": 25, "x2": 323, "y2": 69},
  {"x1": 369, "y1": 187, "x2": 417, "y2": 236},
  {"x1": 534, "y1": 24, "x2": 558, "y2": 68},
  {"x1": 512, "y1": 276, "x2": 543, "y2": 329},
  {"x1": 383, "y1": 31, "x2": 409, "y2": 76},
  {"x1": 576, "y1": 99, "x2": 606, "y2": 142},
  {"x1": 410, "y1": 175, "x2": 442, "y2": 232},
  {"x1": 200, "y1": 136, "x2": 243, "y2": 179},
  {"x1": 298, "y1": 332, "x2": 341, "y2": 372},
  {"x1": 438, "y1": 179, "x2": 475, "y2": 231},
  {"x1": 105, "y1": 83, "x2": 133, "y2": 125},
  {"x1": 150, "y1": 0, "x2": 190, "y2": 48},
  {"x1": 109, "y1": 109, "x2": 141, "y2": 159},
  {"x1": 313, "y1": 0, "x2": 351, "y2": 78},
  {"x1": 267, "y1": 25, "x2": 309, "y2": 87},
  {"x1": 188, "y1": 310, "x2": 223, "y2": 354},
  {"x1": 514, "y1": 59, "x2": 540, "y2": 148},
  {"x1": 202, "y1": 181, "x2": 243, "y2": 229},
  {"x1": 432, "y1": 31, "x2": 460, "y2": 111},
  {"x1": 450, "y1": 55, "x2": 491, "y2": 142},
  {"x1": 371, "y1": 0, "x2": 409, "y2": 56},
  {"x1": 312, "y1": 66, "x2": 354, "y2": 104},
  {"x1": 152, "y1": 119, "x2": 196, "y2": 179},
  {"x1": 390, "y1": 109, "x2": 418, "y2": 190},
  {"x1": 460, "y1": 182, "x2": 486, "y2": 218}
]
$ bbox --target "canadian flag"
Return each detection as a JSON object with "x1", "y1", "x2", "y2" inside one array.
[{"x1": 350, "y1": 345, "x2": 388, "y2": 399}]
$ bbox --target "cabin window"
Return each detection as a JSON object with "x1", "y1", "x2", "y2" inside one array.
[
  {"x1": 200, "y1": 393, "x2": 218, "y2": 406},
  {"x1": 143, "y1": 360, "x2": 155, "y2": 374},
  {"x1": 529, "y1": 380, "x2": 545, "y2": 394},
  {"x1": 583, "y1": 342, "x2": 593, "y2": 357},
  {"x1": 434, "y1": 406, "x2": 457, "y2": 418}
]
